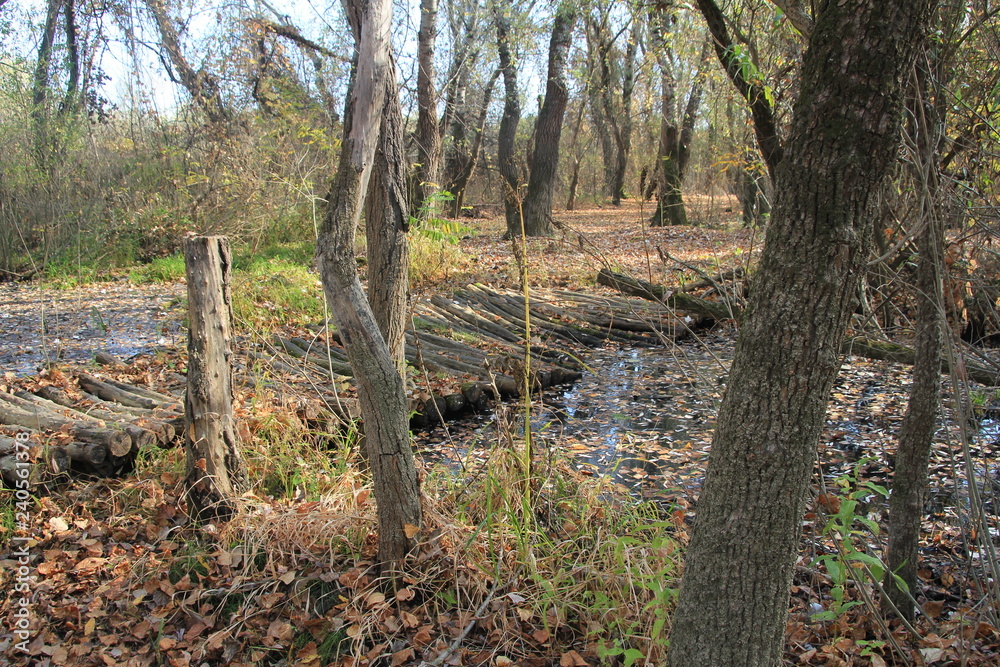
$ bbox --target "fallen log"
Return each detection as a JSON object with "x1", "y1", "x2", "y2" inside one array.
[
  {"x1": 95, "y1": 351, "x2": 128, "y2": 367},
  {"x1": 1, "y1": 454, "x2": 36, "y2": 488},
  {"x1": 597, "y1": 268, "x2": 736, "y2": 322},
  {"x1": 77, "y1": 391, "x2": 185, "y2": 439},
  {"x1": 9, "y1": 391, "x2": 155, "y2": 453},
  {"x1": 77, "y1": 373, "x2": 164, "y2": 410},
  {"x1": 35, "y1": 386, "x2": 176, "y2": 445},
  {"x1": 101, "y1": 377, "x2": 183, "y2": 409},
  {"x1": 843, "y1": 337, "x2": 1000, "y2": 386},
  {"x1": 0, "y1": 393, "x2": 132, "y2": 457}
]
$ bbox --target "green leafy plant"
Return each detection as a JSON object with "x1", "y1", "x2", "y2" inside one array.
[{"x1": 811, "y1": 457, "x2": 899, "y2": 621}]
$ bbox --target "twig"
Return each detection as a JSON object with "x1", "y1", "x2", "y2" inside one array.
[{"x1": 420, "y1": 578, "x2": 501, "y2": 667}]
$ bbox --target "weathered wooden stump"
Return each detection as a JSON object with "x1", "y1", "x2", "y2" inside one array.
[{"x1": 184, "y1": 236, "x2": 247, "y2": 522}]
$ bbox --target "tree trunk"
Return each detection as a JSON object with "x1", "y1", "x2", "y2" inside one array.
[
  {"x1": 183, "y1": 236, "x2": 246, "y2": 522},
  {"x1": 317, "y1": 0, "x2": 421, "y2": 569},
  {"x1": 59, "y1": 0, "x2": 80, "y2": 115},
  {"x1": 445, "y1": 69, "x2": 499, "y2": 218},
  {"x1": 585, "y1": 11, "x2": 635, "y2": 205},
  {"x1": 145, "y1": 0, "x2": 232, "y2": 125},
  {"x1": 885, "y1": 48, "x2": 948, "y2": 624},
  {"x1": 31, "y1": 0, "x2": 62, "y2": 166},
  {"x1": 651, "y1": 32, "x2": 710, "y2": 227},
  {"x1": 413, "y1": 0, "x2": 441, "y2": 217},
  {"x1": 667, "y1": 2, "x2": 936, "y2": 664},
  {"x1": 564, "y1": 100, "x2": 587, "y2": 211},
  {"x1": 520, "y1": 4, "x2": 577, "y2": 237},
  {"x1": 365, "y1": 59, "x2": 411, "y2": 370},
  {"x1": 696, "y1": 0, "x2": 784, "y2": 182},
  {"x1": 495, "y1": 3, "x2": 522, "y2": 236}
]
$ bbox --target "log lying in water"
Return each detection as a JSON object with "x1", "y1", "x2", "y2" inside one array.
[
  {"x1": 596, "y1": 268, "x2": 737, "y2": 323},
  {"x1": 597, "y1": 268, "x2": 1000, "y2": 385}
]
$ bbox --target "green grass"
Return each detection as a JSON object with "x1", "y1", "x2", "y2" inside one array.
[
  {"x1": 129, "y1": 253, "x2": 186, "y2": 284},
  {"x1": 232, "y1": 257, "x2": 325, "y2": 330}
]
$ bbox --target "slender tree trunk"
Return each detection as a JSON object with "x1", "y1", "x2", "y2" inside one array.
[
  {"x1": 59, "y1": 0, "x2": 80, "y2": 115},
  {"x1": 564, "y1": 99, "x2": 587, "y2": 211},
  {"x1": 413, "y1": 0, "x2": 441, "y2": 217},
  {"x1": 608, "y1": 33, "x2": 636, "y2": 206},
  {"x1": 667, "y1": 2, "x2": 936, "y2": 664},
  {"x1": 495, "y1": 3, "x2": 522, "y2": 236},
  {"x1": 316, "y1": 0, "x2": 421, "y2": 569},
  {"x1": 696, "y1": 0, "x2": 784, "y2": 182},
  {"x1": 145, "y1": 0, "x2": 232, "y2": 125},
  {"x1": 652, "y1": 35, "x2": 710, "y2": 227},
  {"x1": 885, "y1": 51, "x2": 947, "y2": 624},
  {"x1": 183, "y1": 236, "x2": 247, "y2": 522},
  {"x1": 31, "y1": 0, "x2": 61, "y2": 166},
  {"x1": 520, "y1": 4, "x2": 576, "y2": 237},
  {"x1": 446, "y1": 69, "x2": 500, "y2": 217}
]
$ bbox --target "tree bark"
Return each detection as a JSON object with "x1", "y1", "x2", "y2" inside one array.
[
  {"x1": 495, "y1": 3, "x2": 522, "y2": 235},
  {"x1": 885, "y1": 49, "x2": 948, "y2": 623},
  {"x1": 564, "y1": 99, "x2": 587, "y2": 211},
  {"x1": 520, "y1": 3, "x2": 577, "y2": 237},
  {"x1": 365, "y1": 54, "x2": 411, "y2": 370},
  {"x1": 413, "y1": 0, "x2": 442, "y2": 218},
  {"x1": 445, "y1": 69, "x2": 499, "y2": 217},
  {"x1": 667, "y1": 1, "x2": 936, "y2": 664},
  {"x1": 183, "y1": 236, "x2": 247, "y2": 522},
  {"x1": 585, "y1": 10, "x2": 635, "y2": 205},
  {"x1": 317, "y1": 0, "x2": 421, "y2": 569}
]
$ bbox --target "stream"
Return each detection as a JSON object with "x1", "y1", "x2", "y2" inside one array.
[{"x1": 416, "y1": 334, "x2": 1000, "y2": 521}]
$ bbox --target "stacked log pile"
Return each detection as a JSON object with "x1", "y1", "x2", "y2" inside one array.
[
  {"x1": 258, "y1": 283, "x2": 700, "y2": 425},
  {"x1": 0, "y1": 374, "x2": 184, "y2": 487},
  {"x1": 1, "y1": 282, "x2": 708, "y2": 485}
]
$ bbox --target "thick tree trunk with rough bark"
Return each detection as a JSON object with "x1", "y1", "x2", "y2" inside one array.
[
  {"x1": 520, "y1": 4, "x2": 576, "y2": 237},
  {"x1": 413, "y1": 0, "x2": 441, "y2": 217},
  {"x1": 316, "y1": 0, "x2": 421, "y2": 569},
  {"x1": 495, "y1": 4, "x2": 522, "y2": 235},
  {"x1": 365, "y1": 66, "x2": 411, "y2": 370},
  {"x1": 666, "y1": 2, "x2": 936, "y2": 665},
  {"x1": 183, "y1": 236, "x2": 246, "y2": 522}
]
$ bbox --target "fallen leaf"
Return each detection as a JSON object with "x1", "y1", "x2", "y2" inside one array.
[
  {"x1": 391, "y1": 648, "x2": 414, "y2": 666},
  {"x1": 560, "y1": 651, "x2": 588, "y2": 667}
]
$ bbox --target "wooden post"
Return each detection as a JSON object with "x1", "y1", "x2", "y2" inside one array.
[{"x1": 183, "y1": 236, "x2": 246, "y2": 522}]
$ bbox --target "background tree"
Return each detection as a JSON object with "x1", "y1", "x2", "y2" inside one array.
[
  {"x1": 695, "y1": 0, "x2": 783, "y2": 182},
  {"x1": 439, "y1": 0, "x2": 496, "y2": 217},
  {"x1": 413, "y1": 0, "x2": 442, "y2": 217},
  {"x1": 667, "y1": 1, "x2": 937, "y2": 663},
  {"x1": 649, "y1": 8, "x2": 710, "y2": 227},
  {"x1": 494, "y1": 0, "x2": 522, "y2": 235},
  {"x1": 585, "y1": 5, "x2": 637, "y2": 205},
  {"x1": 144, "y1": 0, "x2": 232, "y2": 125},
  {"x1": 884, "y1": 1, "x2": 969, "y2": 619},
  {"x1": 519, "y1": 2, "x2": 577, "y2": 237}
]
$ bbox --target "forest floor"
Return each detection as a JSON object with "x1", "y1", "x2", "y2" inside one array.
[{"x1": 1, "y1": 198, "x2": 999, "y2": 666}]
